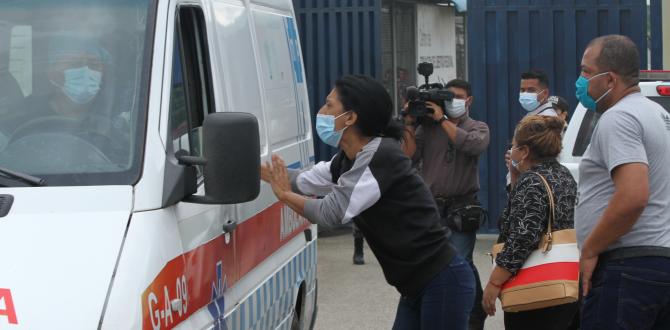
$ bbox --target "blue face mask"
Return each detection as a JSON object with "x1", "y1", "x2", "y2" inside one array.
[
  {"x1": 519, "y1": 91, "x2": 543, "y2": 112},
  {"x1": 575, "y1": 72, "x2": 611, "y2": 111},
  {"x1": 316, "y1": 112, "x2": 350, "y2": 148},
  {"x1": 62, "y1": 66, "x2": 102, "y2": 104}
]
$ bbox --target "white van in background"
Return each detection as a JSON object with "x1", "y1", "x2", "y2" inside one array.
[
  {"x1": 560, "y1": 71, "x2": 670, "y2": 182},
  {"x1": 0, "y1": 0, "x2": 317, "y2": 329}
]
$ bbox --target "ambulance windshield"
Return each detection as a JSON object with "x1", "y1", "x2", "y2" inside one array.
[{"x1": 0, "y1": 0, "x2": 154, "y2": 186}]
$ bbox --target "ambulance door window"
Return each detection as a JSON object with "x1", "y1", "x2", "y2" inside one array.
[
  {"x1": 211, "y1": 2, "x2": 267, "y2": 151},
  {"x1": 168, "y1": 6, "x2": 214, "y2": 176},
  {"x1": 252, "y1": 11, "x2": 307, "y2": 148}
]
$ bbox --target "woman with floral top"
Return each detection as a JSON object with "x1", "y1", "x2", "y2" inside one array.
[{"x1": 482, "y1": 115, "x2": 579, "y2": 329}]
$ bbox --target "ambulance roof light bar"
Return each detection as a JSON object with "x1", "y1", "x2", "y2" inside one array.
[{"x1": 640, "y1": 70, "x2": 670, "y2": 81}]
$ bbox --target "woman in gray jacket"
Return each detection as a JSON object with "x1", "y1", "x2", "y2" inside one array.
[{"x1": 262, "y1": 75, "x2": 474, "y2": 330}]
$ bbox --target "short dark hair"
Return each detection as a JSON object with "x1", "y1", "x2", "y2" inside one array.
[
  {"x1": 334, "y1": 75, "x2": 403, "y2": 140},
  {"x1": 587, "y1": 34, "x2": 640, "y2": 85},
  {"x1": 521, "y1": 69, "x2": 549, "y2": 89},
  {"x1": 445, "y1": 79, "x2": 472, "y2": 96}
]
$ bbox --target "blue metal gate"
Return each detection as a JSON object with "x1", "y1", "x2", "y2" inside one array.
[
  {"x1": 293, "y1": 0, "x2": 382, "y2": 162},
  {"x1": 467, "y1": 0, "x2": 651, "y2": 232}
]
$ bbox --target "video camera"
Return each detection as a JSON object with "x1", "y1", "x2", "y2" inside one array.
[{"x1": 404, "y1": 62, "x2": 454, "y2": 117}]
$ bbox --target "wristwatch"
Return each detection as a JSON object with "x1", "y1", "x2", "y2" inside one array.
[{"x1": 438, "y1": 114, "x2": 448, "y2": 123}]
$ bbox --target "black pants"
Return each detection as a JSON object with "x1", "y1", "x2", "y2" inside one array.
[
  {"x1": 504, "y1": 302, "x2": 579, "y2": 330},
  {"x1": 352, "y1": 223, "x2": 364, "y2": 240},
  {"x1": 468, "y1": 261, "x2": 487, "y2": 329}
]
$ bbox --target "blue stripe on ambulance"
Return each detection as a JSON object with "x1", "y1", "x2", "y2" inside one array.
[
  {"x1": 223, "y1": 241, "x2": 317, "y2": 329},
  {"x1": 286, "y1": 161, "x2": 301, "y2": 170},
  {"x1": 283, "y1": 16, "x2": 306, "y2": 170}
]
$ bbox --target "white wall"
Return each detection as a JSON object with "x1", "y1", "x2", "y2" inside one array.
[{"x1": 416, "y1": 4, "x2": 457, "y2": 83}]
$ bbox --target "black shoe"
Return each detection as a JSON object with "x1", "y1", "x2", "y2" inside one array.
[
  {"x1": 353, "y1": 253, "x2": 365, "y2": 265},
  {"x1": 353, "y1": 236, "x2": 365, "y2": 265}
]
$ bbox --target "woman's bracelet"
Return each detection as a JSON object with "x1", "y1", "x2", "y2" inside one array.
[{"x1": 488, "y1": 281, "x2": 502, "y2": 289}]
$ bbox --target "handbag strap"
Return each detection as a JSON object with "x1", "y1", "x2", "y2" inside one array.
[{"x1": 529, "y1": 171, "x2": 556, "y2": 252}]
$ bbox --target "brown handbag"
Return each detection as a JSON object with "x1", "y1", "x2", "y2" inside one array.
[{"x1": 491, "y1": 172, "x2": 579, "y2": 313}]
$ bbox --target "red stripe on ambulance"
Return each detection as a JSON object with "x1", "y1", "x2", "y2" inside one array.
[
  {"x1": 142, "y1": 202, "x2": 310, "y2": 330},
  {"x1": 236, "y1": 203, "x2": 311, "y2": 277}
]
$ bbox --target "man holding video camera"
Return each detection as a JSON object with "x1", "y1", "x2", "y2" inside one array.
[{"x1": 402, "y1": 77, "x2": 490, "y2": 330}]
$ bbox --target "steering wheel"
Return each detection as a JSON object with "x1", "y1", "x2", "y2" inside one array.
[
  {"x1": 1, "y1": 132, "x2": 112, "y2": 171},
  {"x1": 9, "y1": 113, "x2": 123, "y2": 154},
  {"x1": 8, "y1": 116, "x2": 115, "y2": 163},
  {"x1": 10, "y1": 116, "x2": 89, "y2": 142}
]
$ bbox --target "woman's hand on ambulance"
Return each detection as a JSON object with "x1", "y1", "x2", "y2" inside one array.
[
  {"x1": 266, "y1": 154, "x2": 292, "y2": 201},
  {"x1": 260, "y1": 161, "x2": 272, "y2": 183}
]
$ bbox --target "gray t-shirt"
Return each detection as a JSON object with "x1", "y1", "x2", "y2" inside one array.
[{"x1": 576, "y1": 92, "x2": 670, "y2": 250}]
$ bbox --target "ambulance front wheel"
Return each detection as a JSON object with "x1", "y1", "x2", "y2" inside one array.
[{"x1": 291, "y1": 283, "x2": 306, "y2": 330}]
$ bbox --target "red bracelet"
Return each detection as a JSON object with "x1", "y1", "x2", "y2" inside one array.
[{"x1": 488, "y1": 281, "x2": 502, "y2": 289}]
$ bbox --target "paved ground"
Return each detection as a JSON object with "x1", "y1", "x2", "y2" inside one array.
[{"x1": 314, "y1": 229, "x2": 504, "y2": 330}]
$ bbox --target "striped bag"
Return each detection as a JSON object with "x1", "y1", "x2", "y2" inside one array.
[{"x1": 492, "y1": 172, "x2": 579, "y2": 313}]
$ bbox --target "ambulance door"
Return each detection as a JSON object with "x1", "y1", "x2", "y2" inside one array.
[
  {"x1": 152, "y1": 4, "x2": 238, "y2": 329},
  {"x1": 226, "y1": 4, "x2": 315, "y2": 328},
  {"x1": 253, "y1": 5, "x2": 311, "y2": 168},
  {"x1": 233, "y1": 4, "x2": 314, "y2": 276}
]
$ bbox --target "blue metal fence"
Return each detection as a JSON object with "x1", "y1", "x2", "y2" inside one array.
[
  {"x1": 467, "y1": 0, "x2": 650, "y2": 232},
  {"x1": 293, "y1": 0, "x2": 661, "y2": 232},
  {"x1": 293, "y1": 0, "x2": 382, "y2": 162}
]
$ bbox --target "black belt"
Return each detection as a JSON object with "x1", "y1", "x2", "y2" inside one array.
[
  {"x1": 435, "y1": 193, "x2": 477, "y2": 206},
  {"x1": 599, "y1": 246, "x2": 670, "y2": 264}
]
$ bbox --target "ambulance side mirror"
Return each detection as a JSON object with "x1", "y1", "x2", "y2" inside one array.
[{"x1": 184, "y1": 112, "x2": 261, "y2": 204}]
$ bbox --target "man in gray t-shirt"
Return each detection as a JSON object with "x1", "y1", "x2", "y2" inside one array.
[
  {"x1": 575, "y1": 35, "x2": 670, "y2": 329},
  {"x1": 576, "y1": 93, "x2": 670, "y2": 249}
]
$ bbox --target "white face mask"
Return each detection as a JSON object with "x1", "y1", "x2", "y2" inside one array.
[
  {"x1": 509, "y1": 146, "x2": 524, "y2": 171},
  {"x1": 446, "y1": 99, "x2": 467, "y2": 118}
]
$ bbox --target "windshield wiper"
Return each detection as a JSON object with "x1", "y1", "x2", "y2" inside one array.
[{"x1": 0, "y1": 166, "x2": 46, "y2": 186}]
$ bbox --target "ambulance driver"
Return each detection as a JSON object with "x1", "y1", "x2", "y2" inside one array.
[{"x1": 261, "y1": 75, "x2": 475, "y2": 330}]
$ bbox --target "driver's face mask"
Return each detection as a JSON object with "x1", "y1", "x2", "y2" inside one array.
[{"x1": 61, "y1": 66, "x2": 102, "y2": 104}]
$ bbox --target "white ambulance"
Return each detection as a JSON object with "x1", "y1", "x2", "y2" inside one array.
[{"x1": 0, "y1": 0, "x2": 317, "y2": 329}]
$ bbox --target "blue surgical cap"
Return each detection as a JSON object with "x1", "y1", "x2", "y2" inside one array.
[{"x1": 47, "y1": 35, "x2": 111, "y2": 65}]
